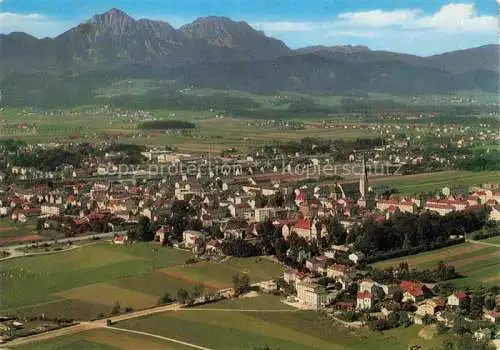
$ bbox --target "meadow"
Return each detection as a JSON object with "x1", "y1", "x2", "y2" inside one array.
[
  {"x1": 372, "y1": 242, "x2": 500, "y2": 288},
  {"x1": 115, "y1": 298, "x2": 446, "y2": 350},
  {"x1": 479, "y1": 236, "x2": 500, "y2": 245},
  {"x1": 367, "y1": 170, "x2": 500, "y2": 195},
  {"x1": 0, "y1": 219, "x2": 38, "y2": 239},
  {"x1": 0, "y1": 243, "x2": 284, "y2": 320},
  {"x1": 14, "y1": 328, "x2": 195, "y2": 350}
]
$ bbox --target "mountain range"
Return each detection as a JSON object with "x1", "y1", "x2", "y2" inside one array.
[{"x1": 0, "y1": 8, "x2": 498, "y2": 96}]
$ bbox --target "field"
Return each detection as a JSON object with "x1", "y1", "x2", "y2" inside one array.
[
  {"x1": 372, "y1": 242, "x2": 500, "y2": 287},
  {"x1": 15, "y1": 328, "x2": 195, "y2": 350},
  {"x1": 0, "y1": 243, "x2": 284, "y2": 320},
  {"x1": 161, "y1": 257, "x2": 284, "y2": 289},
  {"x1": 0, "y1": 219, "x2": 37, "y2": 238},
  {"x1": 0, "y1": 106, "x2": 378, "y2": 153},
  {"x1": 479, "y1": 236, "x2": 500, "y2": 245},
  {"x1": 367, "y1": 170, "x2": 500, "y2": 195},
  {"x1": 114, "y1": 297, "x2": 446, "y2": 350}
]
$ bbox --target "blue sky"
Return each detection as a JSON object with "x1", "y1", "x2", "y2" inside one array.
[{"x1": 0, "y1": 0, "x2": 496, "y2": 55}]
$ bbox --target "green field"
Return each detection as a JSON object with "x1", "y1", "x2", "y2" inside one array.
[
  {"x1": 373, "y1": 242, "x2": 500, "y2": 287},
  {"x1": 0, "y1": 219, "x2": 37, "y2": 238},
  {"x1": 0, "y1": 106, "x2": 378, "y2": 152},
  {"x1": 115, "y1": 298, "x2": 445, "y2": 350},
  {"x1": 161, "y1": 257, "x2": 284, "y2": 289},
  {"x1": 369, "y1": 170, "x2": 500, "y2": 194},
  {"x1": 0, "y1": 243, "x2": 284, "y2": 320},
  {"x1": 479, "y1": 236, "x2": 500, "y2": 245},
  {"x1": 15, "y1": 328, "x2": 194, "y2": 350}
]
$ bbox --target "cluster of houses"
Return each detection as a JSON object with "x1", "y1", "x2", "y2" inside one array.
[
  {"x1": 375, "y1": 187, "x2": 500, "y2": 220},
  {"x1": 1, "y1": 150, "x2": 499, "y2": 253},
  {"x1": 283, "y1": 259, "x2": 500, "y2": 327}
]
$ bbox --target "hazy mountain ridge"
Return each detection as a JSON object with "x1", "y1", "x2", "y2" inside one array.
[{"x1": 0, "y1": 8, "x2": 498, "y2": 96}]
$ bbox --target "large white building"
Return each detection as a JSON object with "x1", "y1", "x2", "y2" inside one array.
[
  {"x1": 296, "y1": 281, "x2": 333, "y2": 310},
  {"x1": 41, "y1": 204, "x2": 61, "y2": 216}
]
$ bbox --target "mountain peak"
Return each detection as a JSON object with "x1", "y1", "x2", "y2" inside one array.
[
  {"x1": 85, "y1": 8, "x2": 135, "y2": 37},
  {"x1": 103, "y1": 8, "x2": 132, "y2": 19}
]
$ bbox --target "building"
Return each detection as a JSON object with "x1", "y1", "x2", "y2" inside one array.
[
  {"x1": 228, "y1": 202, "x2": 253, "y2": 219},
  {"x1": 296, "y1": 281, "x2": 331, "y2": 310},
  {"x1": 113, "y1": 235, "x2": 127, "y2": 245},
  {"x1": 254, "y1": 207, "x2": 276, "y2": 222},
  {"x1": 182, "y1": 230, "x2": 205, "y2": 248},
  {"x1": 424, "y1": 202, "x2": 456, "y2": 216},
  {"x1": 305, "y1": 256, "x2": 334, "y2": 274},
  {"x1": 447, "y1": 291, "x2": 469, "y2": 308},
  {"x1": 400, "y1": 281, "x2": 431, "y2": 302},
  {"x1": 292, "y1": 218, "x2": 312, "y2": 240},
  {"x1": 376, "y1": 199, "x2": 416, "y2": 214},
  {"x1": 348, "y1": 251, "x2": 365, "y2": 264},
  {"x1": 283, "y1": 269, "x2": 309, "y2": 288},
  {"x1": 155, "y1": 225, "x2": 171, "y2": 242},
  {"x1": 415, "y1": 298, "x2": 446, "y2": 316},
  {"x1": 485, "y1": 311, "x2": 500, "y2": 323},
  {"x1": 326, "y1": 263, "x2": 348, "y2": 279},
  {"x1": 356, "y1": 291, "x2": 373, "y2": 310},
  {"x1": 41, "y1": 204, "x2": 61, "y2": 216},
  {"x1": 359, "y1": 279, "x2": 389, "y2": 295}
]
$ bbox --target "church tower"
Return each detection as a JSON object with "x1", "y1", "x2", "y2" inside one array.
[{"x1": 358, "y1": 154, "x2": 368, "y2": 207}]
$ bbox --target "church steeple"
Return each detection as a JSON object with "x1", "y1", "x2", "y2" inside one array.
[{"x1": 359, "y1": 154, "x2": 368, "y2": 200}]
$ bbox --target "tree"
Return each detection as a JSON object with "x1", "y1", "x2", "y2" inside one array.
[
  {"x1": 176, "y1": 288, "x2": 190, "y2": 304},
  {"x1": 327, "y1": 216, "x2": 347, "y2": 245},
  {"x1": 36, "y1": 219, "x2": 43, "y2": 232},
  {"x1": 484, "y1": 295, "x2": 496, "y2": 311},
  {"x1": 111, "y1": 301, "x2": 121, "y2": 315},
  {"x1": 372, "y1": 285, "x2": 386, "y2": 300},
  {"x1": 452, "y1": 316, "x2": 468, "y2": 335},
  {"x1": 191, "y1": 284, "x2": 205, "y2": 299},
  {"x1": 346, "y1": 282, "x2": 358, "y2": 297},
  {"x1": 469, "y1": 294, "x2": 485, "y2": 320},
  {"x1": 392, "y1": 289, "x2": 404, "y2": 303},
  {"x1": 422, "y1": 314, "x2": 435, "y2": 325},
  {"x1": 274, "y1": 237, "x2": 288, "y2": 261},
  {"x1": 158, "y1": 292, "x2": 172, "y2": 305},
  {"x1": 232, "y1": 273, "x2": 251, "y2": 296},
  {"x1": 136, "y1": 216, "x2": 154, "y2": 241}
]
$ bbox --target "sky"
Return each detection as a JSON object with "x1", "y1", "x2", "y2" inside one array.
[{"x1": 0, "y1": 0, "x2": 497, "y2": 55}]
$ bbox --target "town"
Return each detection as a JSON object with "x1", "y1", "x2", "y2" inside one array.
[{"x1": 0, "y1": 129, "x2": 499, "y2": 349}]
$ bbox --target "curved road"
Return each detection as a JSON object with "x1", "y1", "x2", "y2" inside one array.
[
  {"x1": 0, "y1": 231, "x2": 123, "y2": 260},
  {"x1": 6, "y1": 302, "x2": 298, "y2": 348}
]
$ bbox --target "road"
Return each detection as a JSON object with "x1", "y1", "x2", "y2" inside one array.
[
  {"x1": 0, "y1": 231, "x2": 123, "y2": 260},
  {"x1": 5, "y1": 302, "x2": 298, "y2": 348},
  {"x1": 466, "y1": 239, "x2": 500, "y2": 248},
  {"x1": 5, "y1": 303, "x2": 183, "y2": 347}
]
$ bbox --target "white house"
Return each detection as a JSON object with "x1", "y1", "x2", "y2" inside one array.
[{"x1": 356, "y1": 291, "x2": 373, "y2": 310}]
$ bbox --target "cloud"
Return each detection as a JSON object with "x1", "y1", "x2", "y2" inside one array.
[
  {"x1": 415, "y1": 3, "x2": 497, "y2": 33},
  {"x1": 0, "y1": 12, "x2": 75, "y2": 38},
  {"x1": 337, "y1": 9, "x2": 420, "y2": 27},
  {"x1": 254, "y1": 3, "x2": 496, "y2": 35},
  {"x1": 252, "y1": 21, "x2": 314, "y2": 33},
  {"x1": 251, "y1": 3, "x2": 496, "y2": 54}
]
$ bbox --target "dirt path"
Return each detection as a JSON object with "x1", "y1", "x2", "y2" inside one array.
[
  {"x1": 467, "y1": 239, "x2": 500, "y2": 248},
  {"x1": 181, "y1": 308, "x2": 297, "y2": 312},
  {"x1": 5, "y1": 301, "x2": 299, "y2": 348},
  {"x1": 107, "y1": 327, "x2": 213, "y2": 350},
  {"x1": 6, "y1": 303, "x2": 182, "y2": 347}
]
